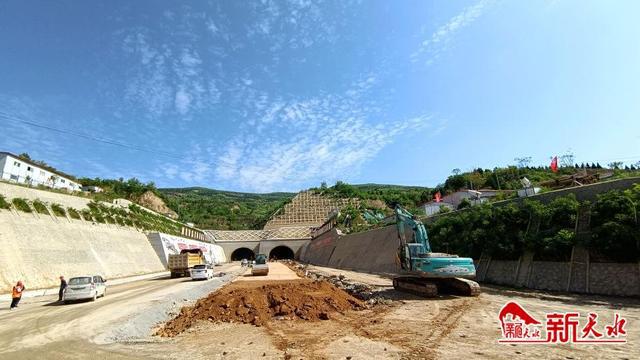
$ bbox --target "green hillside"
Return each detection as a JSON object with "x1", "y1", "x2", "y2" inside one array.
[
  {"x1": 157, "y1": 164, "x2": 639, "y2": 230},
  {"x1": 158, "y1": 187, "x2": 295, "y2": 230}
]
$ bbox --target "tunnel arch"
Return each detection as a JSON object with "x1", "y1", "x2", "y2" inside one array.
[
  {"x1": 269, "y1": 246, "x2": 295, "y2": 260},
  {"x1": 230, "y1": 247, "x2": 255, "y2": 261}
]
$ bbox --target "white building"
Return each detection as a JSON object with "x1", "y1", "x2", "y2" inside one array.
[
  {"x1": 0, "y1": 152, "x2": 81, "y2": 192},
  {"x1": 82, "y1": 185, "x2": 103, "y2": 193},
  {"x1": 422, "y1": 189, "x2": 509, "y2": 216}
]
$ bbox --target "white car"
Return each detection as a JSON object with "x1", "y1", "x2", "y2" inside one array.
[
  {"x1": 190, "y1": 264, "x2": 214, "y2": 280},
  {"x1": 64, "y1": 275, "x2": 107, "y2": 303}
]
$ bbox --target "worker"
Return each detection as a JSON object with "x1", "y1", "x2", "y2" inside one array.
[
  {"x1": 10, "y1": 281, "x2": 25, "y2": 309},
  {"x1": 58, "y1": 276, "x2": 67, "y2": 302}
]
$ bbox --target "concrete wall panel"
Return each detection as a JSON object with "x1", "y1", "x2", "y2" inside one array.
[
  {"x1": 529, "y1": 261, "x2": 570, "y2": 291},
  {"x1": 302, "y1": 228, "x2": 338, "y2": 266},
  {"x1": 590, "y1": 263, "x2": 640, "y2": 297},
  {"x1": 327, "y1": 225, "x2": 401, "y2": 274}
]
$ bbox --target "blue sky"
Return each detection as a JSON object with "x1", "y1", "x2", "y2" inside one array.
[{"x1": 1, "y1": 0, "x2": 639, "y2": 192}]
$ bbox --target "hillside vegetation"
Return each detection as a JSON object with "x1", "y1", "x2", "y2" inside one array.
[
  {"x1": 428, "y1": 184, "x2": 640, "y2": 262},
  {"x1": 437, "y1": 165, "x2": 640, "y2": 195},
  {"x1": 311, "y1": 182, "x2": 431, "y2": 210},
  {"x1": 158, "y1": 187, "x2": 294, "y2": 230}
]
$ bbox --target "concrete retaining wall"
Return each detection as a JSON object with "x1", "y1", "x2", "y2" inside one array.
[
  {"x1": 304, "y1": 225, "x2": 640, "y2": 297},
  {"x1": 529, "y1": 261, "x2": 570, "y2": 291},
  {"x1": 147, "y1": 232, "x2": 226, "y2": 267},
  {"x1": 589, "y1": 263, "x2": 640, "y2": 297},
  {"x1": 327, "y1": 226, "x2": 400, "y2": 273},
  {"x1": 0, "y1": 209, "x2": 165, "y2": 293},
  {"x1": 483, "y1": 260, "x2": 518, "y2": 285},
  {"x1": 478, "y1": 256, "x2": 640, "y2": 297},
  {"x1": 301, "y1": 228, "x2": 339, "y2": 266}
]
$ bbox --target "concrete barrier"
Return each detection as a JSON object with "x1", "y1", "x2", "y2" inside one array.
[{"x1": 0, "y1": 210, "x2": 165, "y2": 294}]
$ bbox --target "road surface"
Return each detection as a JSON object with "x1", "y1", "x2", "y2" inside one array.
[{"x1": 0, "y1": 263, "x2": 241, "y2": 359}]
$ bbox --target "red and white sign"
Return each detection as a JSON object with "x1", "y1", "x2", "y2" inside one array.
[{"x1": 498, "y1": 301, "x2": 627, "y2": 344}]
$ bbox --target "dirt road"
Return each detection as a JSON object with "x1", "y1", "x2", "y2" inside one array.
[
  {"x1": 0, "y1": 263, "x2": 241, "y2": 359},
  {"x1": 2, "y1": 262, "x2": 637, "y2": 359},
  {"x1": 295, "y1": 265, "x2": 640, "y2": 360}
]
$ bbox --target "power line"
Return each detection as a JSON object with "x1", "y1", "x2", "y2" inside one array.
[
  {"x1": 0, "y1": 111, "x2": 236, "y2": 167},
  {"x1": 0, "y1": 111, "x2": 307, "y2": 183}
]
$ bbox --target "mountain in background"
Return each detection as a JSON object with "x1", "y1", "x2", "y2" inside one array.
[
  {"x1": 158, "y1": 187, "x2": 295, "y2": 230},
  {"x1": 158, "y1": 183, "x2": 432, "y2": 230}
]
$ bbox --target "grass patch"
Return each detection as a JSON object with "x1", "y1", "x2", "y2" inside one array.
[
  {"x1": 0, "y1": 195, "x2": 10, "y2": 209},
  {"x1": 81, "y1": 209, "x2": 93, "y2": 221},
  {"x1": 32, "y1": 200, "x2": 50, "y2": 215},
  {"x1": 12, "y1": 198, "x2": 32, "y2": 212},
  {"x1": 67, "y1": 208, "x2": 81, "y2": 220},
  {"x1": 51, "y1": 203, "x2": 66, "y2": 217}
]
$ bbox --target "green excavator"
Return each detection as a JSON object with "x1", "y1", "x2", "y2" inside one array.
[{"x1": 393, "y1": 205, "x2": 480, "y2": 297}]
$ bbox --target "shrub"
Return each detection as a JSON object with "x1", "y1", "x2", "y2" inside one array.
[
  {"x1": 32, "y1": 200, "x2": 50, "y2": 215},
  {"x1": 12, "y1": 198, "x2": 32, "y2": 212},
  {"x1": 0, "y1": 195, "x2": 10, "y2": 209},
  {"x1": 51, "y1": 203, "x2": 66, "y2": 217},
  {"x1": 588, "y1": 190, "x2": 639, "y2": 262},
  {"x1": 81, "y1": 209, "x2": 93, "y2": 221},
  {"x1": 67, "y1": 208, "x2": 81, "y2": 220}
]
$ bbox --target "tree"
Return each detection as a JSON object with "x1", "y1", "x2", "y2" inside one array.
[
  {"x1": 451, "y1": 168, "x2": 461, "y2": 176},
  {"x1": 18, "y1": 153, "x2": 31, "y2": 160},
  {"x1": 457, "y1": 198, "x2": 472, "y2": 210},
  {"x1": 589, "y1": 190, "x2": 639, "y2": 261},
  {"x1": 514, "y1": 157, "x2": 532, "y2": 168},
  {"x1": 608, "y1": 161, "x2": 623, "y2": 169}
]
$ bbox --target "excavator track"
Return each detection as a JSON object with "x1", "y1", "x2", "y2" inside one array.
[
  {"x1": 393, "y1": 276, "x2": 481, "y2": 297},
  {"x1": 393, "y1": 276, "x2": 439, "y2": 297},
  {"x1": 438, "y1": 277, "x2": 481, "y2": 297}
]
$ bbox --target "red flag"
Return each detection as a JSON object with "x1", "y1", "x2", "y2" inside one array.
[
  {"x1": 434, "y1": 191, "x2": 442, "y2": 202},
  {"x1": 550, "y1": 156, "x2": 558, "y2": 172}
]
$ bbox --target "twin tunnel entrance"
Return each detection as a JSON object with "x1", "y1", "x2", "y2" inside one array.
[{"x1": 230, "y1": 246, "x2": 295, "y2": 261}]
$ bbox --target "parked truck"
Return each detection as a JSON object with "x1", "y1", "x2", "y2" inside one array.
[{"x1": 168, "y1": 249, "x2": 206, "y2": 278}]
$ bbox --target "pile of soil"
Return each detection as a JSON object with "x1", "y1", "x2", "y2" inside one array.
[{"x1": 157, "y1": 279, "x2": 365, "y2": 337}]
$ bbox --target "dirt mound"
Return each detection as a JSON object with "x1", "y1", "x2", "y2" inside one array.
[
  {"x1": 157, "y1": 280, "x2": 365, "y2": 337},
  {"x1": 136, "y1": 191, "x2": 178, "y2": 219}
]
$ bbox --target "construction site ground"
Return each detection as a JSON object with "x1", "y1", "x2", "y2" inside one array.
[{"x1": 1, "y1": 262, "x2": 638, "y2": 359}]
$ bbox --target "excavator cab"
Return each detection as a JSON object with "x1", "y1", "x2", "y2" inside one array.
[{"x1": 400, "y1": 243, "x2": 429, "y2": 271}]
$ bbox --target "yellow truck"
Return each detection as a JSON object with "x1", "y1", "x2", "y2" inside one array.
[{"x1": 168, "y1": 249, "x2": 206, "y2": 278}]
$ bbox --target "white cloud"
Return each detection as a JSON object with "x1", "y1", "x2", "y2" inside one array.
[
  {"x1": 206, "y1": 19, "x2": 219, "y2": 34},
  {"x1": 174, "y1": 88, "x2": 192, "y2": 114},
  {"x1": 211, "y1": 80, "x2": 434, "y2": 192},
  {"x1": 122, "y1": 31, "x2": 219, "y2": 117},
  {"x1": 411, "y1": 0, "x2": 492, "y2": 65}
]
